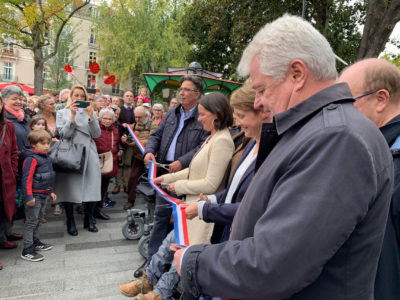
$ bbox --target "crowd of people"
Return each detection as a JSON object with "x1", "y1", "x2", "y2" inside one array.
[{"x1": 1, "y1": 13, "x2": 400, "y2": 300}]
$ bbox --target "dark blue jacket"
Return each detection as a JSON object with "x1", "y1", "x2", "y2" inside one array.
[
  {"x1": 21, "y1": 149, "x2": 55, "y2": 203},
  {"x1": 375, "y1": 114, "x2": 400, "y2": 300},
  {"x1": 5, "y1": 111, "x2": 30, "y2": 153},
  {"x1": 144, "y1": 104, "x2": 209, "y2": 168},
  {"x1": 202, "y1": 140, "x2": 256, "y2": 224}
]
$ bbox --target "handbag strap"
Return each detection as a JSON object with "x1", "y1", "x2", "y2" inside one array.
[
  {"x1": 110, "y1": 130, "x2": 114, "y2": 151},
  {"x1": 0, "y1": 123, "x2": 7, "y2": 148}
]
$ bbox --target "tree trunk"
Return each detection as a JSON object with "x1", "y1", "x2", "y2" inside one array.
[
  {"x1": 357, "y1": 0, "x2": 400, "y2": 59},
  {"x1": 32, "y1": 26, "x2": 44, "y2": 96}
]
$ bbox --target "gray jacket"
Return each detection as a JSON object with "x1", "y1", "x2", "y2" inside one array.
[
  {"x1": 54, "y1": 108, "x2": 101, "y2": 203},
  {"x1": 181, "y1": 83, "x2": 394, "y2": 299},
  {"x1": 144, "y1": 104, "x2": 208, "y2": 168}
]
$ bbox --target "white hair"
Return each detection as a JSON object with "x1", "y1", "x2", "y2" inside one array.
[
  {"x1": 134, "y1": 105, "x2": 147, "y2": 115},
  {"x1": 99, "y1": 108, "x2": 115, "y2": 121},
  {"x1": 152, "y1": 103, "x2": 164, "y2": 112},
  {"x1": 59, "y1": 89, "x2": 70, "y2": 99},
  {"x1": 237, "y1": 14, "x2": 337, "y2": 81}
]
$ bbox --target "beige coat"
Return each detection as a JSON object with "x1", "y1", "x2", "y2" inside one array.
[{"x1": 162, "y1": 128, "x2": 234, "y2": 245}]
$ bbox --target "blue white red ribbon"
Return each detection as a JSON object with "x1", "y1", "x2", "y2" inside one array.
[{"x1": 125, "y1": 124, "x2": 190, "y2": 246}]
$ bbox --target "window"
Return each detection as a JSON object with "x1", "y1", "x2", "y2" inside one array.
[
  {"x1": 89, "y1": 51, "x2": 96, "y2": 63},
  {"x1": 87, "y1": 74, "x2": 96, "y2": 88},
  {"x1": 89, "y1": 28, "x2": 96, "y2": 45},
  {"x1": 2, "y1": 62, "x2": 13, "y2": 81},
  {"x1": 112, "y1": 83, "x2": 120, "y2": 95}
]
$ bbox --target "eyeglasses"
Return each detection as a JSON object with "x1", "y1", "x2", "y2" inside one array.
[
  {"x1": 354, "y1": 90, "x2": 378, "y2": 101},
  {"x1": 178, "y1": 87, "x2": 198, "y2": 93}
]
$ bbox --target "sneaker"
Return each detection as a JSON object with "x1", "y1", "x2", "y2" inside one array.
[
  {"x1": 53, "y1": 204, "x2": 62, "y2": 216},
  {"x1": 34, "y1": 241, "x2": 53, "y2": 251},
  {"x1": 21, "y1": 246, "x2": 44, "y2": 262},
  {"x1": 104, "y1": 198, "x2": 115, "y2": 208}
]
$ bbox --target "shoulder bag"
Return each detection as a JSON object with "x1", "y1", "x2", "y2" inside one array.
[
  {"x1": 49, "y1": 134, "x2": 86, "y2": 174},
  {"x1": 99, "y1": 130, "x2": 113, "y2": 175}
]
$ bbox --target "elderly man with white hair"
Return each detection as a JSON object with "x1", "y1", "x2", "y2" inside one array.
[
  {"x1": 55, "y1": 88, "x2": 70, "y2": 111},
  {"x1": 121, "y1": 106, "x2": 158, "y2": 210},
  {"x1": 174, "y1": 15, "x2": 394, "y2": 299}
]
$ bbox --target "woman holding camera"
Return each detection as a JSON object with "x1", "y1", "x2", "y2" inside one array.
[{"x1": 55, "y1": 84, "x2": 101, "y2": 235}]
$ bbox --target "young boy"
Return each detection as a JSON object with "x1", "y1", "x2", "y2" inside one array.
[{"x1": 21, "y1": 129, "x2": 56, "y2": 262}]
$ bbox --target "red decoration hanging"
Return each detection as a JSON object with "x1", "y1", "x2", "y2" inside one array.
[
  {"x1": 111, "y1": 79, "x2": 120, "y2": 86},
  {"x1": 89, "y1": 78, "x2": 96, "y2": 86},
  {"x1": 104, "y1": 75, "x2": 116, "y2": 85},
  {"x1": 64, "y1": 64, "x2": 73, "y2": 73},
  {"x1": 103, "y1": 72, "x2": 110, "y2": 79},
  {"x1": 89, "y1": 62, "x2": 100, "y2": 74}
]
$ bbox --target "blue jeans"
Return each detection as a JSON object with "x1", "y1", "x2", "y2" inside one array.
[
  {"x1": 146, "y1": 230, "x2": 179, "y2": 300},
  {"x1": 23, "y1": 195, "x2": 47, "y2": 249}
]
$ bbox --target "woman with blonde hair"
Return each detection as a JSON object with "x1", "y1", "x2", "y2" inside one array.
[
  {"x1": 36, "y1": 94, "x2": 57, "y2": 137},
  {"x1": 55, "y1": 84, "x2": 101, "y2": 235}
]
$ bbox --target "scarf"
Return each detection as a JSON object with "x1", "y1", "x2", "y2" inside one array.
[{"x1": 5, "y1": 105, "x2": 24, "y2": 121}]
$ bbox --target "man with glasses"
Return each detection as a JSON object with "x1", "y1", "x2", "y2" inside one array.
[
  {"x1": 174, "y1": 16, "x2": 393, "y2": 299},
  {"x1": 142, "y1": 75, "x2": 208, "y2": 270},
  {"x1": 339, "y1": 58, "x2": 400, "y2": 300}
]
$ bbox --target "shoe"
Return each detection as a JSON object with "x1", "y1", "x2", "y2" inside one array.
[
  {"x1": 124, "y1": 186, "x2": 128, "y2": 193},
  {"x1": 84, "y1": 202, "x2": 98, "y2": 233},
  {"x1": 119, "y1": 271, "x2": 153, "y2": 297},
  {"x1": 136, "y1": 291, "x2": 162, "y2": 300},
  {"x1": 103, "y1": 201, "x2": 114, "y2": 208},
  {"x1": 123, "y1": 202, "x2": 134, "y2": 210},
  {"x1": 7, "y1": 233, "x2": 23, "y2": 241},
  {"x1": 134, "y1": 259, "x2": 148, "y2": 278},
  {"x1": 93, "y1": 210, "x2": 110, "y2": 220},
  {"x1": 41, "y1": 218, "x2": 47, "y2": 224},
  {"x1": 0, "y1": 241, "x2": 17, "y2": 249},
  {"x1": 64, "y1": 202, "x2": 78, "y2": 236},
  {"x1": 105, "y1": 196, "x2": 116, "y2": 205},
  {"x1": 112, "y1": 185, "x2": 120, "y2": 194},
  {"x1": 0, "y1": 262, "x2": 2, "y2": 270},
  {"x1": 34, "y1": 241, "x2": 53, "y2": 251},
  {"x1": 54, "y1": 204, "x2": 62, "y2": 216},
  {"x1": 21, "y1": 246, "x2": 44, "y2": 262}
]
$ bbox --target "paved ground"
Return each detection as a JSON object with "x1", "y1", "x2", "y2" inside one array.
[{"x1": 0, "y1": 185, "x2": 147, "y2": 299}]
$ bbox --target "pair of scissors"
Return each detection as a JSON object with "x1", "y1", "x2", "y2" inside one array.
[{"x1": 148, "y1": 161, "x2": 170, "y2": 171}]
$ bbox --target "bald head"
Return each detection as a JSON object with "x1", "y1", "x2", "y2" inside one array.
[{"x1": 338, "y1": 58, "x2": 400, "y2": 127}]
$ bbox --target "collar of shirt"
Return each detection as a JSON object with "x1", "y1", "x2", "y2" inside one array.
[
  {"x1": 274, "y1": 82, "x2": 353, "y2": 136},
  {"x1": 180, "y1": 105, "x2": 196, "y2": 120},
  {"x1": 124, "y1": 105, "x2": 133, "y2": 110}
]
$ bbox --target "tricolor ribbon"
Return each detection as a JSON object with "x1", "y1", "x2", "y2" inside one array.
[{"x1": 125, "y1": 124, "x2": 190, "y2": 246}]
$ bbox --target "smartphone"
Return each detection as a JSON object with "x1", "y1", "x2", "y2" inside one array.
[
  {"x1": 86, "y1": 88, "x2": 96, "y2": 94},
  {"x1": 75, "y1": 100, "x2": 90, "y2": 108}
]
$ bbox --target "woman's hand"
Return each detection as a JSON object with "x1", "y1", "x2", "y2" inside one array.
[
  {"x1": 85, "y1": 103, "x2": 94, "y2": 120},
  {"x1": 167, "y1": 182, "x2": 176, "y2": 193},
  {"x1": 70, "y1": 101, "x2": 78, "y2": 121},
  {"x1": 182, "y1": 202, "x2": 199, "y2": 220},
  {"x1": 154, "y1": 176, "x2": 164, "y2": 183},
  {"x1": 121, "y1": 134, "x2": 127, "y2": 143},
  {"x1": 117, "y1": 150, "x2": 124, "y2": 157}
]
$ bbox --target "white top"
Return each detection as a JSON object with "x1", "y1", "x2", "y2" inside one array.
[{"x1": 198, "y1": 143, "x2": 257, "y2": 218}]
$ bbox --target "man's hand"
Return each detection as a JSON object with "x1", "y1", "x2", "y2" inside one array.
[
  {"x1": 144, "y1": 152, "x2": 156, "y2": 163},
  {"x1": 169, "y1": 160, "x2": 182, "y2": 173},
  {"x1": 167, "y1": 182, "x2": 176, "y2": 193},
  {"x1": 182, "y1": 202, "x2": 199, "y2": 220},
  {"x1": 50, "y1": 193, "x2": 57, "y2": 201},
  {"x1": 173, "y1": 248, "x2": 185, "y2": 276},
  {"x1": 26, "y1": 199, "x2": 35, "y2": 207},
  {"x1": 117, "y1": 150, "x2": 124, "y2": 157},
  {"x1": 121, "y1": 135, "x2": 127, "y2": 143}
]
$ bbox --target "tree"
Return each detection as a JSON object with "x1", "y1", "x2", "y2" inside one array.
[
  {"x1": 0, "y1": 0, "x2": 90, "y2": 95},
  {"x1": 92, "y1": 0, "x2": 191, "y2": 91},
  {"x1": 44, "y1": 25, "x2": 78, "y2": 91},
  {"x1": 180, "y1": 0, "x2": 400, "y2": 78}
]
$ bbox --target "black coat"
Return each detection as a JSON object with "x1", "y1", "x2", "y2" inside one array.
[
  {"x1": 145, "y1": 104, "x2": 208, "y2": 168},
  {"x1": 5, "y1": 111, "x2": 30, "y2": 153},
  {"x1": 374, "y1": 114, "x2": 400, "y2": 300}
]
